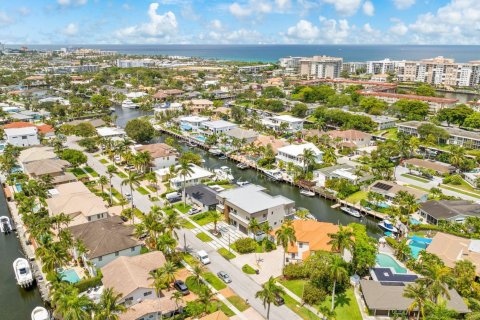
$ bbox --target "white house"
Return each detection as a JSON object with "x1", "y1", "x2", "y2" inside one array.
[
  {"x1": 276, "y1": 143, "x2": 323, "y2": 168},
  {"x1": 96, "y1": 127, "x2": 126, "y2": 139},
  {"x1": 465, "y1": 169, "x2": 480, "y2": 188},
  {"x1": 201, "y1": 120, "x2": 237, "y2": 134},
  {"x1": 165, "y1": 163, "x2": 214, "y2": 190},
  {"x1": 4, "y1": 127, "x2": 40, "y2": 147},
  {"x1": 133, "y1": 143, "x2": 178, "y2": 170},
  {"x1": 179, "y1": 116, "x2": 209, "y2": 132},
  {"x1": 262, "y1": 115, "x2": 304, "y2": 132}
]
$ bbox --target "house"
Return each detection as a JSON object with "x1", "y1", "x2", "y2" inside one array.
[
  {"x1": 403, "y1": 158, "x2": 455, "y2": 176},
  {"x1": 183, "y1": 99, "x2": 213, "y2": 114},
  {"x1": 314, "y1": 164, "x2": 373, "y2": 187},
  {"x1": 254, "y1": 135, "x2": 288, "y2": 154},
  {"x1": 185, "y1": 184, "x2": 219, "y2": 211},
  {"x1": 327, "y1": 129, "x2": 372, "y2": 148},
  {"x1": 420, "y1": 200, "x2": 480, "y2": 225},
  {"x1": 261, "y1": 115, "x2": 304, "y2": 133},
  {"x1": 345, "y1": 111, "x2": 397, "y2": 130},
  {"x1": 66, "y1": 118, "x2": 106, "y2": 128},
  {"x1": 101, "y1": 251, "x2": 166, "y2": 306},
  {"x1": 36, "y1": 124, "x2": 55, "y2": 138},
  {"x1": 464, "y1": 169, "x2": 480, "y2": 187},
  {"x1": 18, "y1": 146, "x2": 57, "y2": 166},
  {"x1": 96, "y1": 127, "x2": 126, "y2": 139},
  {"x1": 272, "y1": 220, "x2": 339, "y2": 263},
  {"x1": 216, "y1": 184, "x2": 295, "y2": 234},
  {"x1": 24, "y1": 159, "x2": 76, "y2": 185},
  {"x1": 276, "y1": 143, "x2": 323, "y2": 168},
  {"x1": 168, "y1": 164, "x2": 214, "y2": 190},
  {"x1": 134, "y1": 143, "x2": 178, "y2": 170},
  {"x1": 4, "y1": 121, "x2": 55, "y2": 138},
  {"x1": 368, "y1": 180, "x2": 428, "y2": 203},
  {"x1": 225, "y1": 127, "x2": 258, "y2": 143},
  {"x1": 46, "y1": 181, "x2": 109, "y2": 226},
  {"x1": 201, "y1": 120, "x2": 237, "y2": 134},
  {"x1": 70, "y1": 216, "x2": 142, "y2": 270},
  {"x1": 179, "y1": 116, "x2": 209, "y2": 132},
  {"x1": 119, "y1": 298, "x2": 183, "y2": 320},
  {"x1": 360, "y1": 279, "x2": 469, "y2": 317},
  {"x1": 4, "y1": 127, "x2": 39, "y2": 147}
]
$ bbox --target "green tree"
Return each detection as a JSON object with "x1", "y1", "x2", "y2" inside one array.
[
  {"x1": 94, "y1": 288, "x2": 126, "y2": 320},
  {"x1": 403, "y1": 283, "x2": 428, "y2": 320},
  {"x1": 60, "y1": 149, "x2": 87, "y2": 168},
  {"x1": 75, "y1": 122, "x2": 97, "y2": 137},
  {"x1": 328, "y1": 255, "x2": 348, "y2": 311},
  {"x1": 178, "y1": 160, "x2": 194, "y2": 205},
  {"x1": 121, "y1": 171, "x2": 141, "y2": 212},
  {"x1": 291, "y1": 103, "x2": 308, "y2": 118},
  {"x1": 275, "y1": 221, "x2": 296, "y2": 268},
  {"x1": 255, "y1": 277, "x2": 285, "y2": 320},
  {"x1": 327, "y1": 224, "x2": 354, "y2": 255},
  {"x1": 125, "y1": 118, "x2": 155, "y2": 143},
  {"x1": 52, "y1": 284, "x2": 94, "y2": 320},
  {"x1": 415, "y1": 84, "x2": 436, "y2": 97},
  {"x1": 418, "y1": 263, "x2": 453, "y2": 303}
]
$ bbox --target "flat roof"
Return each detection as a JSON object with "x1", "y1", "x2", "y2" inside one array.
[
  {"x1": 185, "y1": 184, "x2": 219, "y2": 206},
  {"x1": 202, "y1": 120, "x2": 237, "y2": 129},
  {"x1": 272, "y1": 114, "x2": 304, "y2": 123}
]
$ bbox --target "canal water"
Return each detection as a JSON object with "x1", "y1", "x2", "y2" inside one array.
[
  {"x1": 115, "y1": 106, "x2": 382, "y2": 236},
  {"x1": 0, "y1": 189, "x2": 44, "y2": 319}
]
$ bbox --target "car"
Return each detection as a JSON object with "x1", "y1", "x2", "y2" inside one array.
[
  {"x1": 124, "y1": 165, "x2": 135, "y2": 171},
  {"x1": 217, "y1": 271, "x2": 232, "y2": 283},
  {"x1": 173, "y1": 280, "x2": 190, "y2": 295},
  {"x1": 187, "y1": 208, "x2": 201, "y2": 215},
  {"x1": 274, "y1": 294, "x2": 285, "y2": 306}
]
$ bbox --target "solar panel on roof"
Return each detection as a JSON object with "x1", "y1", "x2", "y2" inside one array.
[{"x1": 373, "y1": 182, "x2": 393, "y2": 191}]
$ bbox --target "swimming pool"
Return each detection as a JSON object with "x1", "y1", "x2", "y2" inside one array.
[
  {"x1": 377, "y1": 202, "x2": 390, "y2": 208},
  {"x1": 195, "y1": 135, "x2": 206, "y2": 142},
  {"x1": 14, "y1": 183, "x2": 22, "y2": 193},
  {"x1": 60, "y1": 269, "x2": 81, "y2": 283},
  {"x1": 376, "y1": 253, "x2": 407, "y2": 273},
  {"x1": 408, "y1": 236, "x2": 432, "y2": 259}
]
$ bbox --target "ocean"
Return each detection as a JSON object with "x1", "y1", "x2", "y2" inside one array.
[{"x1": 15, "y1": 44, "x2": 480, "y2": 63}]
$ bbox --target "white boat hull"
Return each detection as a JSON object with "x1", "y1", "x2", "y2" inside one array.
[
  {"x1": 300, "y1": 190, "x2": 315, "y2": 197},
  {"x1": 340, "y1": 207, "x2": 361, "y2": 218},
  {"x1": 31, "y1": 307, "x2": 49, "y2": 320},
  {"x1": 13, "y1": 258, "x2": 34, "y2": 288},
  {"x1": 0, "y1": 216, "x2": 12, "y2": 233}
]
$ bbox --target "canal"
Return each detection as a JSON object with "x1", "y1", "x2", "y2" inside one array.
[{"x1": 115, "y1": 106, "x2": 383, "y2": 236}]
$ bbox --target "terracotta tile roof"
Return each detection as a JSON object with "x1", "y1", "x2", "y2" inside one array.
[
  {"x1": 36, "y1": 124, "x2": 55, "y2": 134},
  {"x1": 3, "y1": 121, "x2": 35, "y2": 129},
  {"x1": 254, "y1": 135, "x2": 288, "y2": 153},
  {"x1": 327, "y1": 129, "x2": 371, "y2": 141}
]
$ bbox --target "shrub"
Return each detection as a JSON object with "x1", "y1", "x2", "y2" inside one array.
[
  {"x1": 218, "y1": 248, "x2": 236, "y2": 260},
  {"x1": 443, "y1": 174, "x2": 463, "y2": 185},
  {"x1": 242, "y1": 264, "x2": 256, "y2": 274},
  {"x1": 74, "y1": 270, "x2": 102, "y2": 292},
  {"x1": 232, "y1": 238, "x2": 257, "y2": 254},
  {"x1": 302, "y1": 282, "x2": 327, "y2": 305},
  {"x1": 283, "y1": 263, "x2": 306, "y2": 279}
]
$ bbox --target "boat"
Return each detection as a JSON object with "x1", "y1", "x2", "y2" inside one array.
[
  {"x1": 300, "y1": 189, "x2": 315, "y2": 197},
  {"x1": 214, "y1": 166, "x2": 234, "y2": 182},
  {"x1": 340, "y1": 206, "x2": 361, "y2": 218},
  {"x1": 236, "y1": 162, "x2": 249, "y2": 169},
  {"x1": 31, "y1": 307, "x2": 50, "y2": 320},
  {"x1": 208, "y1": 148, "x2": 223, "y2": 156},
  {"x1": 121, "y1": 99, "x2": 139, "y2": 109},
  {"x1": 378, "y1": 219, "x2": 398, "y2": 233},
  {"x1": 187, "y1": 141, "x2": 197, "y2": 147},
  {"x1": 263, "y1": 169, "x2": 283, "y2": 181},
  {"x1": 0, "y1": 216, "x2": 12, "y2": 233},
  {"x1": 236, "y1": 180, "x2": 250, "y2": 186},
  {"x1": 218, "y1": 155, "x2": 227, "y2": 160},
  {"x1": 13, "y1": 257, "x2": 34, "y2": 288}
]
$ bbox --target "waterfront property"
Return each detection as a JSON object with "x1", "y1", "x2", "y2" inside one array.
[
  {"x1": 368, "y1": 180, "x2": 429, "y2": 203},
  {"x1": 261, "y1": 115, "x2": 304, "y2": 133},
  {"x1": 402, "y1": 158, "x2": 455, "y2": 176},
  {"x1": 69, "y1": 216, "x2": 142, "y2": 271},
  {"x1": 314, "y1": 164, "x2": 373, "y2": 187},
  {"x1": 185, "y1": 184, "x2": 219, "y2": 211},
  {"x1": 254, "y1": 135, "x2": 288, "y2": 154},
  {"x1": 133, "y1": 143, "x2": 178, "y2": 170},
  {"x1": 183, "y1": 99, "x2": 214, "y2": 114},
  {"x1": 167, "y1": 164, "x2": 214, "y2": 190},
  {"x1": 96, "y1": 126, "x2": 126, "y2": 139},
  {"x1": 326, "y1": 129, "x2": 372, "y2": 149},
  {"x1": 201, "y1": 120, "x2": 237, "y2": 134},
  {"x1": 419, "y1": 200, "x2": 480, "y2": 225},
  {"x1": 178, "y1": 115, "x2": 210, "y2": 132},
  {"x1": 375, "y1": 253, "x2": 407, "y2": 274},
  {"x1": 4, "y1": 126, "x2": 40, "y2": 147},
  {"x1": 225, "y1": 127, "x2": 258, "y2": 143},
  {"x1": 24, "y1": 159, "x2": 77, "y2": 185},
  {"x1": 216, "y1": 184, "x2": 295, "y2": 234},
  {"x1": 276, "y1": 143, "x2": 323, "y2": 168}
]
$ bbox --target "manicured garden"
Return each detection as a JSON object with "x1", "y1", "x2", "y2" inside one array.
[
  {"x1": 217, "y1": 248, "x2": 236, "y2": 260},
  {"x1": 241, "y1": 264, "x2": 256, "y2": 274},
  {"x1": 203, "y1": 272, "x2": 226, "y2": 290},
  {"x1": 83, "y1": 166, "x2": 99, "y2": 177},
  {"x1": 226, "y1": 295, "x2": 249, "y2": 312},
  {"x1": 136, "y1": 186, "x2": 150, "y2": 195},
  {"x1": 173, "y1": 202, "x2": 192, "y2": 214},
  {"x1": 344, "y1": 190, "x2": 368, "y2": 204},
  {"x1": 191, "y1": 211, "x2": 218, "y2": 226}
]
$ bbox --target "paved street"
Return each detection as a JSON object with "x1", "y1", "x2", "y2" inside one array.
[{"x1": 66, "y1": 138, "x2": 300, "y2": 320}]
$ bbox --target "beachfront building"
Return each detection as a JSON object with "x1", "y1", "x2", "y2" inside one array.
[
  {"x1": 179, "y1": 116, "x2": 209, "y2": 132},
  {"x1": 201, "y1": 120, "x2": 237, "y2": 134},
  {"x1": 299, "y1": 56, "x2": 343, "y2": 79},
  {"x1": 133, "y1": 143, "x2": 178, "y2": 170},
  {"x1": 167, "y1": 164, "x2": 214, "y2": 190},
  {"x1": 261, "y1": 115, "x2": 304, "y2": 133},
  {"x1": 276, "y1": 143, "x2": 323, "y2": 169},
  {"x1": 419, "y1": 200, "x2": 480, "y2": 225},
  {"x1": 216, "y1": 184, "x2": 295, "y2": 234},
  {"x1": 368, "y1": 180, "x2": 428, "y2": 203},
  {"x1": 4, "y1": 127, "x2": 39, "y2": 147}
]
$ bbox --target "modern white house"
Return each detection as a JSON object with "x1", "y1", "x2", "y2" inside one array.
[
  {"x1": 179, "y1": 116, "x2": 210, "y2": 131},
  {"x1": 314, "y1": 164, "x2": 373, "y2": 187},
  {"x1": 166, "y1": 164, "x2": 214, "y2": 190},
  {"x1": 262, "y1": 115, "x2": 304, "y2": 132},
  {"x1": 276, "y1": 143, "x2": 323, "y2": 168},
  {"x1": 4, "y1": 127, "x2": 39, "y2": 147},
  {"x1": 464, "y1": 169, "x2": 480, "y2": 188},
  {"x1": 201, "y1": 120, "x2": 237, "y2": 134},
  {"x1": 96, "y1": 127, "x2": 126, "y2": 139},
  {"x1": 216, "y1": 184, "x2": 295, "y2": 234}
]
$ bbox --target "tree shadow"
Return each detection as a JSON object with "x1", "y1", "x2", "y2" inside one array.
[{"x1": 334, "y1": 292, "x2": 350, "y2": 309}]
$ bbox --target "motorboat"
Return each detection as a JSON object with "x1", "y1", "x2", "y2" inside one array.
[
  {"x1": 187, "y1": 141, "x2": 197, "y2": 147},
  {"x1": 121, "y1": 99, "x2": 139, "y2": 109},
  {"x1": 214, "y1": 166, "x2": 234, "y2": 182},
  {"x1": 236, "y1": 162, "x2": 249, "y2": 170},
  {"x1": 340, "y1": 206, "x2": 361, "y2": 218},
  {"x1": 209, "y1": 148, "x2": 223, "y2": 156},
  {"x1": 263, "y1": 169, "x2": 283, "y2": 181},
  {"x1": 378, "y1": 219, "x2": 398, "y2": 233},
  {"x1": 13, "y1": 257, "x2": 34, "y2": 288},
  {"x1": 236, "y1": 180, "x2": 250, "y2": 187},
  {"x1": 31, "y1": 307, "x2": 49, "y2": 320},
  {"x1": 300, "y1": 189, "x2": 315, "y2": 197},
  {"x1": 218, "y1": 155, "x2": 228, "y2": 160},
  {"x1": 0, "y1": 216, "x2": 12, "y2": 233}
]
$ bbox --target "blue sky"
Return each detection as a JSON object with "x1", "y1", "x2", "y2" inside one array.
[{"x1": 0, "y1": 0, "x2": 478, "y2": 44}]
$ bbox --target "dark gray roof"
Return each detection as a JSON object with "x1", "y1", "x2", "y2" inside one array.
[
  {"x1": 421, "y1": 200, "x2": 480, "y2": 220},
  {"x1": 185, "y1": 184, "x2": 219, "y2": 206},
  {"x1": 371, "y1": 268, "x2": 418, "y2": 283}
]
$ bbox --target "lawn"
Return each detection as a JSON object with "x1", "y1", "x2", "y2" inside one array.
[
  {"x1": 441, "y1": 184, "x2": 480, "y2": 199},
  {"x1": 203, "y1": 272, "x2": 226, "y2": 290},
  {"x1": 191, "y1": 211, "x2": 218, "y2": 226},
  {"x1": 174, "y1": 203, "x2": 192, "y2": 214},
  {"x1": 344, "y1": 191, "x2": 368, "y2": 204},
  {"x1": 181, "y1": 219, "x2": 196, "y2": 229},
  {"x1": 217, "y1": 301, "x2": 235, "y2": 317},
  {"x1": 182, "y1": 253, "x2": 197, "y2": 266},
  {"x1": 136, "y1": 186, "x2": 150, "y2": 195},
  {"x1": 279, "y1": 278, "x2": 306, "y2": 298},
  {"x1": 401, "y1": 173, "x2": 430, "y2": 183},
  {"x1": 405, "y1": 184, "x2": 431, "y2": 192},
  {"x1": 84, "y1": 166, "x2": 99, "y2": 177},
  {"x1": 241, "y1": 264, "x2": 256, "y2": 274},
  {"x1": 227, "y1": 295, "x2": 249, "y2": 312},
  {"x1": 217, "y1": 248, "x2": 236, "y2": 260},
  {"x1": 196, "y1": 232, "x2": 213, "y2": 242},
  {"x1": 185, "y1": 276, "x2": 208, "y2": 294},
  {"x1": 116, "y1": 172, "x2": 128, "y2": 179},
  {"x1": 110, "y1": 188, "x2": 125, "y2": 202},
  {"x1": 147, "y1": 185, "x2": 157, "y2": 192},
  {"x1": 68, "y1": 167, "x2": 88, "y2": 178},
  {"x1": 99, "y1": 159, "x2": 108, "y2": 164},
  {"x1": 444, "y1": 179, "x2": 480, "y2": 195},
  {"x1": 318, "y1": 288, "x2": 362, "y2": 320},
  {"x1": 282, "y1": 293, "x2": 320, "y2": 320}
]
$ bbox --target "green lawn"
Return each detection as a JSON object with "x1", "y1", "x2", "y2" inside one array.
[
  {"x1": 84, "y1": 166, "x2": 99, "y2": 177},
  {"x1": 110, "y1": 188, "x2": 125, "y2": 202},
  {"x1": 99, "y1": 159, "x2": 108, "y2": 164},
  {"x1": 405, "y1": 184, "x2": 431, "y2": 192},
  {"x1": 217, "y1": 301, "x2": 235, "y2": 317},
  {"x1": 174, "y1": 203, "x2": 192, "y2": 214},
  {"x1": 150, "y1": 196, "x2": 160, "y2": 202},
  {"x1": 136, "y1": 186, "x2": 150, "y2": 195},
  {"x1": 182, "y1": 253, "x2": 197, "y2": 266},
  {"x1": 227, "y1": 295, "x2": 249, "y2": 312},
  {"x1": 217, "y1": 248, "x2": 236, "y2": 260},
  {"x1": 146, "y1": 185, "x2": 157, "y2": 192},
  {"x1": 203, "y1": 272, "x2": 226, "y2": 290},
  {"x1": 191, "y1": 211, "x2": 218, "y2": 226},
  {"x1": 344, "y1": 191, "x2": 368, "y2": 204},
  {"x1": 441, "y1": 184, "x2": 480, "y2": 199},
  {"x1": 241, "y1": 264, "x2": 256, "y2": 274},
  {"x1": 116, "y1": 172, "x2": 128, "y2": 179},
  {"x1": 185, "y1": 276, "x2": 208, "y2": 294},
  {"x1": 181, "y1": 219, "x2": 196, "y2": 229},
  {"x1": 401, "y1": 173, "x2": 430, "y2": 183},
  {"x1": 318, "y1": 288, "x2": 362, "y2": 320},
  {"x1": 196, "y1": 232, "x2": 213, "y2": 242},
  {"x1": 67, "y1": 167, "x2": 88, "y2": 178},
  {"x1": 444, "y1": 179, "x2": 480, "y2": 194},
  {"x1": 279, "y1": 278, "x2": 306, "y2": 298},
  {"x1": 282, "y1": 293, "x2": 320, "y2": 320}
]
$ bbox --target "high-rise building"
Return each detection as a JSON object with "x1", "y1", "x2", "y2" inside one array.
[{"x1": 299, "y1": 56, "x2": 343, "y2": 79}]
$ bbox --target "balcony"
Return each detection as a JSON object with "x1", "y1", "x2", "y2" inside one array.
[{"x1": 229, "y1": 210, "x2": 250, "y2": 225}]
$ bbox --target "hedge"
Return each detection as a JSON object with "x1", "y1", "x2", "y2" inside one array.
[
  {"x1": 74, "y1": 271, "x2": 103, "y2": 292},
  {"x1": 411, "y1": 224, "x2": 475, "y2": 239},
  {"x1": 242, "y1": 264, "x2": 256, "y2": 274},
  {"x1": 232, "y1": 238, "x2": 257, "y2": 254},
  {"x1": 218, "y1": 248, "x2": 236, "y2": 260}
]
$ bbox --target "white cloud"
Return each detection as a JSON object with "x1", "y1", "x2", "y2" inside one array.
[
  {"x1": 115, "y1": 2, "x2": 177, "y2": 42},
  {"x1": 58, "y1": 0, "x2": 87, "y2": 6},
  {"x1": 363, "y1": 1, "x2": 375, "y2": 16},
  {"x1": 18, "y1": 6, "x2": 31, "y2": 16},
  {"x1": 284, "y1": 17, "x2": 352, "y2": 43},
  {"x1": 0, "y1": 12, "x2": 14, "y2": 26},
  {"x1": 323, "y1": 0, "x2": 362, "y2": 16},
  {"x1": 228, "y1": 0, "x2": 272, "y2": 18},
  {"x1": 275, "y1": 0, "x2": 291, "y2": 11},
  {"x1": 210, "y1": 19, "x2": 223, "y2": 30},
  {"x1": 62, "y1": 23, "x2": 79, "y2": 36},
  {"x1": 318, "y1": 16, "x2": 351, "y2": 43},
  {"x1": 202, "y1": 28, "x2": 264, "y2": 44},
  {"x1": 286, "y1": 20, "x2": 320, "y2": 42},
  {"x1": 389, "y1": 20, "x2": 408, "y2": 35},
  {"x1": 393, "y1": 0, "x2": 415, "y2": 10},
  {"x1": 229, "y1": 3, "x2": 252, "y2": 17}
]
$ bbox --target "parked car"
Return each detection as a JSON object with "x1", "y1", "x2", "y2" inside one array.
[
  {"x1": 173, "y1": 280, "x2": 190, "y2": 295},
  {"x1": 217, "y1": 271, "x2": 232, "y2": 283},
  {"x1": 188, "y1": 208, "x2": 201, "y2": 215},
  {"x1": 166, "y1": 192, "x2": 181, "y2": 203},
  {"x1": 124, "y1": 165, "x2": 135, "y2": 171},
  {"x1": 124, "y1": 193, "x2": 132, "y2": 200},
  {"x1": 274, "y1": 294, "x2": 285, "y2": 306},
  {"x1": 196, "y1": 250, "x2": 210, "y2": 265}
]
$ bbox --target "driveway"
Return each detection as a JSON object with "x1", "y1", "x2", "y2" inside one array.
[{"x1": 231, "y1": 248, "x2": 285, "y2": 285}]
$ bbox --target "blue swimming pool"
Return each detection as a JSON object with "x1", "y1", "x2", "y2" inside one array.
[
  {"x1": 60, "y1": 269, "x2": 81, "y2": 283},
  {"x1": 408, "y1": 236, "x2": 432, "y2": 259},
  {"x1": 376, "y1": 253, "x2": 407, "y2": 273},
  {"x1": 409, "y1": 218, "x2": 421, "y2": 225},
  {"x1": 377, "y1": 202, "x2": 390, "y2": 208},
  {"x1": 14, "y1": 183, "x2": 22, "y2": 193},
  {"x1": 195, "y1": 135, "x2": 206, "y2": 142}
]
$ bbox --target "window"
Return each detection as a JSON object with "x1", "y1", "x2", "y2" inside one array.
[
  {"x1": 98, "y1": 256, "x2": 102, "y2": 261},
  {"x1": 299, "y1": 243, "x2": 303, "y2": 248},
  {"x1": 131, "y1": 247, "x2": 135, "y2": 252},
  {"x1": 88, "y1": 216, "x2": 91, "y2": 221},
  {"x1": 97, "y1": 214, "x2": 100, "y2": 219},
  {"x1": 22, "y1": 136, "x2": 27, "y2": 139},
  {"x1": 115, "y1": 251, "x2": 119, "y2": 256},
  {"x1": 144, "y1": 291, "x2": 152, "y2": 296}
]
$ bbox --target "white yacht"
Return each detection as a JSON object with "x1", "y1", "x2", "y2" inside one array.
[
  {"x1": 340, "y1": 206, "x2": 361, "y2": 218},
  {"x1": 121, "y1": 99, "x2": 139, "y2": 109},
  {"x1": 300, "y1": 189, "x2": 315, "y2": 197},
  {"x1": 0, "y1": 216, "x2": 12, "y2": 233},
  {"x1": 209, "y1": 148, "x2": 223, "y2": 156},
  {"x1": 214, "y1": 166, "x2": 234, "y2": 182},
  {"x1": 13, "y1": 257, "x2": 34, "y2": 288},
  {"x1": 378, "y1": 219, "x2": 399, "y2": 233},
  {"x1": 263, "y1": 169, "x2": 283, "y2": 181},
  {"x1": 236, "y1": 162, "x2": 248, "y2": 170},
  {"x1": 31, "y1": 307, "x2": 49, "y2": 320}
]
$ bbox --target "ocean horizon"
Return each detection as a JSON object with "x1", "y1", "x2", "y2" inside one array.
[{"x1": 11, "y1": 44, "x2": 480, "y2": 63}]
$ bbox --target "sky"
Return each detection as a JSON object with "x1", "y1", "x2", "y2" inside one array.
[{"x1": 0, "y1": 0, "x2": 479, "y2": 45}]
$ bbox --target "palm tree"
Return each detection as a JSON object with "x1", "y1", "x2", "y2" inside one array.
[
  {"x1": 248, "y1": 218, "x2": 261, "y2": 237},
  {"x1": 163, "y1": 210, "x2": 184, "y2": 239},
  {"x1": 98, "y1": 175, "x2": 108, "y2": 194},
  {"x1": 52, "y1": 284, "x2": 94, "y2": 320},
  {"x1": 328, "y1": 255, "x2": 348, "y2": 312},
  {"x1": 417, "y1": 263, "x2": 453, "y2": 303},
  {"x1": 121, "y1": 208, "x2": 134, "y2": 224},
  {"x1": 178, "y1": 160, "x2": 194, "y2": 205},
  {"x1": 158, "y1": 261, "x2": 178, "y2": 290},
  {"x1": 94, "y1": 288, "x2": 126, "y2": 320},
  {"x1": 394, "y1": 239, "x2": 412, "y2": 262},
  {"x1": 149, "y1": 269, "x2": 167, "y2": 298},
  {"x1": 300, "y1": 148, "x2": 317, "y2": 172},
  {"x1": 255, "y1": 277, "x2": 285, "y2": 320},
  {"x1": 403, "y1": 282, "x2": 428, "y2": 320},
  {"x1": 318, "y1": 305, "x2": 336, "y2": 320},
  {"x1": 424, "y1": 300, "x2": 458, "y2": 320},
  {"x1": 156, "y1": 233, "x2": 177, "y2": 256},
  {"x1": 327, "y1": 224, "x2": 354, "y2": 256},
  {"x1": 209, "y1": 210, "x2": 223, "y2": 234},
  {"x1": 191, "y1": 264, "x2": 205, "y2": 287},
  {"x1": 322, "y1": 147, "x2": 337, "y2": 166},
  {"x1": 135, "y1": 211, "x2": 163, "y2": 248},
  {"x1": 106, "y1": 165, "x2": 117, "y2": 205},
  {"x1": 170, "y1": 290, "x2": 184, "y2": 311},
  {"x1": 121, "y1": 171, "x2": 141, "y2": 211},
  {"x1": 275, "y1": 221, "x2": 297, "y2": 268}
]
